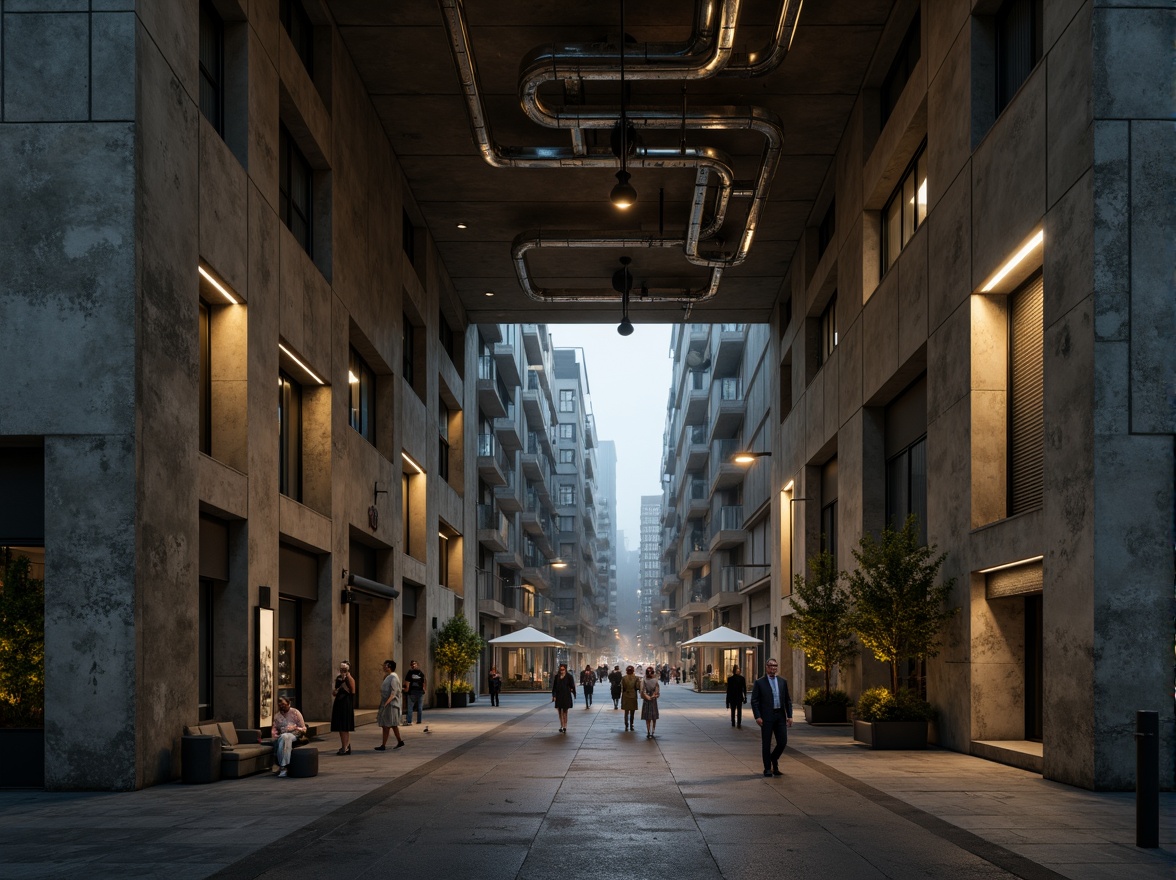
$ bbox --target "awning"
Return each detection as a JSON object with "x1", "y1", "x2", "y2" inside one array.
[{"x1": 344, "y1": 572, "x2": 399, "y2": 601}]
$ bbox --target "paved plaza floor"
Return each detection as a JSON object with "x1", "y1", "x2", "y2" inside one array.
[{"x1": 0, "y1": 686, "x2": 1171, "y2": 879}]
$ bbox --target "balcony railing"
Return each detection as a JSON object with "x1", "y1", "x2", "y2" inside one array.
[
  {"x1": 478, "y1": 354, "x2": 496, "y2": 381},
  {"x1": 714, "y1": 505, "x2": 743, "y2": 532},
  {"x1": 690, "y1": 573, "x2": 712, "y2": 602}
]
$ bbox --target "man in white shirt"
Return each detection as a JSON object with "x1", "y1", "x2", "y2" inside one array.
[{"x1": 749, "y1": 659, "x2": 793, "y2": 778}]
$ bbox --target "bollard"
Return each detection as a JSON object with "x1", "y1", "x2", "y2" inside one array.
[{"x1": 1135, "y1": 710, "x2": 1159, "y2": 848}]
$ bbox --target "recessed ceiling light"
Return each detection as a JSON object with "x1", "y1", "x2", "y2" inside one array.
[
  {"x1": 484, "y1": 291, "x2": 495, "y2": 297},
  {"x1": 456, "y1": 222, "x2": 467, "y2": 229}
]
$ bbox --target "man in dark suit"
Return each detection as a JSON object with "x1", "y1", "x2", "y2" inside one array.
[
  {"x1": 725, "y1": 665, "x2": 747, "y2": 728},
  {"x1": 750, "y1": 658, "x2": 792, "y2": 777}
]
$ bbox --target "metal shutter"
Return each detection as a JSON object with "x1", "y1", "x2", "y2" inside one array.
[{"x1": 1009, "y1": 273, "x2": 1044, "y2": 515}]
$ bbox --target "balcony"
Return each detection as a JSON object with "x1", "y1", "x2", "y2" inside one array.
[
  {"x1": 476, "y1": 569, "x2": 506, "y2": 618},
  {"x1": 708, "y1": 567, "x2": 745, "y2": 609},
  {"x1": 708, "y1": 505, "x2": 746, "y2": 552},
  {"x1": 678, "y1": 530, "x2": 709, "y2": 577},
  {"x1": 686, "y1": 477, "x2": 708, "y2": 520},
  {"x1": 714, "y1": 324, "x2": 747, "y2": 377},
  {"x1": 709, "y1": 438, "x2": 745, "y2": 495},
  {"x1": 476, "y1": 433, "x2": 509, "y2": 486},
  {"x1": 477, "y1": 503, "x2": 510, "y2": 552},
  {"x1": 520, "y1": 432, "x2": 551, "y2": 485},
  {"x1": 584, "y1": 413, "x2": 597, "y2": 449},
  {"x1": 521, "y1": 323, "x2": 548, "y2": 369},
  {"x1": 685, "y1": 422, "x2": 709, "y2": 471},
  {"x1": 683, "y1": 371, "x2": 709, "y2": 425},
  {"x1": 476, "y1": 355, "x2": 508, "y2": 419},
  {"x1": 493, "y1": 462, "x2": 523, "y2": 512},
  {"x1": 521, "y1": 556, "x2": 552, "y2": 594},
  {"x1": 493, "y1": 402, "x2": 522, "y2": 452},
  {"x1": 709, "y1": 376, "x2": 744, "y2": 441},
  {"x1": 493, "y1": 334, "x2": 521, "y2": 387}
]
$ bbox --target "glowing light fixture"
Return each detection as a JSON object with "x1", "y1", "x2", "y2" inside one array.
[
  {"x1": 484, "y1": 290, "x2": 495, "y2": 297},
  {"x1": 978, "y1": 555, "x2": 1044, "y2": 574},
  {"x1": 456, "y1": 222, "x2": 468, "y2": 229},
  {"x1": 278, "y1": 342, "x2": 324, "y2": 385},
  {"x1": 980, "y1": 229, "x2": 1044, "y2": 292},
  {"x1": 733, "y1": 450, "x2": 771, "y2": 465},
  {"x1": 782, "y1": 479, "x2": 794, "y2": 493},
  {"x1": 609, "y1": 0, "x2": 637, "y2": 210},
  {"x1": 348, "y1": 370, "x2": 359, "y2": 385},
  {"x1": 401, "y1": 451, "x2": 424, "y2": 474},
  {"x1": 551, "y1": 559, "x2": 569, "y2": 569},
  {"x1": 198, "y1": 265, "x2": 238, "y2": 304}
]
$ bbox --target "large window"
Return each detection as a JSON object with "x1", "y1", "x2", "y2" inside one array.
[
  {"x1": 882, "y1": 143, "x2": 927, "y2": 274},
  {"x1": 559, "y1": 449, "x2": 575, "y2": 465},
  {"x1": 559, "y1": 389, "x2": 575, "y2": 412},
  {"x1": 278, "y1": 124, "x2": 313, "y2": 256},
  {"x1": 880, "y1": 11, "x2": 920, "y2": 127},
  {"x1": 559, "y1": 423, "x2": 575, "y2": 441},
  {"x1": 1008, "y1": 273, "x2": 1044, "y2": 515},
  {"x1": 348, "y1": 347, "x2": 375, "y2": 444},
  {"x1": 438, "y1": 533, "x2": 450, "y2": 587},
  {"x1": 278, "y1": 371, "x2": 302, "y2": 500},
  {"x1": 817, "y1": 293, "x2": 837, "y2": 367},
  {"x1": 279, "y1": 0, "x2": 313, "y2": 78},
  {"x1": 558, "y1": 483, "x2": 576, "y2": 506},
  {"x1": 887, "y1": 438, "x2": 927, "y2": 544},
  {"x1": 996, "y1": 0, "x2": 1043, "y2": 114},
  {"x1": 820, "y1": 458, "x2": 838, "y2": 562},
  {"x1": 198, "y1": 1, "x2": 224, "y2": 135}
]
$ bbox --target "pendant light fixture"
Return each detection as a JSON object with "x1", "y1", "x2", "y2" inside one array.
[
  {"x1": 614, "y1": 257, "x2": 635, "y2": 335},
  {"x1": 609, "y1": 0, "x2": 637, "y2": 210}
]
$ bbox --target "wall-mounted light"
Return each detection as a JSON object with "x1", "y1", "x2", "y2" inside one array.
[
  {"x1": 401, "y1": 451, "x2": 424, "y2": 474},
  {"x1": 198, "y1": 264, "x2": 239, "y2": 304},
  {"x1": 551, "y1": 559, "x2": 568, "y2": 569},
  {"x1": 782, "y1": 479, "x2": 794, "y2": 492},
  {"x1": 978, "y1": 555, "x2": 1044, "y2": 574},
  {"x1": 278, "y1": 342, "x2": 325, "y2": 385},
  {"x1": 733, "y1": 450, "x2": 771, "y2": 465},
  {"x1": 979, "y1": 229, "x2": 1044, "y2": 292}
]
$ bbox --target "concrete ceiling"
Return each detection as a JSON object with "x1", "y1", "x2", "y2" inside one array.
[{"x1": 329, "y1": 0, "x2": 895, "y2": 325}]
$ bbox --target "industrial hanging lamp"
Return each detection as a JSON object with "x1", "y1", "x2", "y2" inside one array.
[
  {"x1": 614, "y1": 256, "x2": 635, "y2": 335},
  {"x1": 609, "y1": 0, "x2": 637, "y2": 210}
]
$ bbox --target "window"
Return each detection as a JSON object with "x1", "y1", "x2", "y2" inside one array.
[
  {"x1": 559, "y1": 449, "x2": 575, "y2": 465},
  {"x1": 278, "y1": 124, "x2": 313, "y2": 256},
  {"x1": 817, "y1": 294, "x2": 837, "y2": 366},
  {"x1": 438, "y1": 533, "x2": 450, "y2": 587},
  {"x1": 880, "y1": 11, "x2": 920, "y2": 127},
  {"x1": 1008, "y1": 273, "x2": 1044, "y2": 515},
  {"x1": 198, "y1": 578, "x2": 214, "y2": 720},
  {"x1": 558, "y1": 484, "x2": 576, "y2": 506},
  {"x1": 439, "y1": 310, "x2": 455, "y2": 361},
  {"x1": 996, "y1": 0, "x2": 1043, "y2": 114},
  {"x1": 887, "y1": 438, "x2": 927, "y2": 544},
  {"x1": 278, "y1": 370, "x2": 302, "y2": 500},
  {"x1": 559, "y1": 389, "x2": 575, "y2": 412},
  {"x1": 348, "y1": 347, "x2": 375, "y2": 444},
  {"x1": 882, "y1": 143, "x2": 927, "y2": 274},
  {"x1": 402, "y1": 210, "x2": 416, "y2": 266},
  {"x1": 438, "y1": 398, "x2": 450, "y2": 482},
  {"x1": 198, "y1": 1, "x2": 224, "y2": 135},
  {"x1": 199, "y1": 301, "x2": 212, "y2": 454},
  {"x1": 817, "y1": 199, "x2": 836, "y2": 260},
  {"x1": 402, "y1": 312, "x2": 419, "y2": 396},
  {"x1": 558, "y1": 515, "x2": 575, "y2": 532},
  {"x1": 820, "y1": 458, "x2": 837, "y2": 562},
  {"x1": 559, "y1": 423, "x2": 575, "y2": 441},
  {"x1": 279, "y1": 0, "x2": 313, "y2": 78}
]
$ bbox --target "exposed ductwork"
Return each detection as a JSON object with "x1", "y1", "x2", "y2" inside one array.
[{"x1": 438, "y1": 0, "x2": 798, "y2": 303}]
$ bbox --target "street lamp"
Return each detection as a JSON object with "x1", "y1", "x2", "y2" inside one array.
[{"x1": 733, "y1": 450, "x2": 771, "y2": 465}]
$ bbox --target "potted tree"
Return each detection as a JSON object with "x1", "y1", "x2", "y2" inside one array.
[
  {"x1": 787, "y1": 550, "x2": 857, "y2": 724},
  {"x1": 848, "y1": 515, "x2": 955, "y2": 749},
  {"x1": 0, "y1": 552, "x2": 45, "y2": 787},
  {"x1": 431, "y1": 615, "x2": 484, "y2": 708}
]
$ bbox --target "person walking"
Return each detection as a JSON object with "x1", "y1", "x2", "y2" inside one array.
[
  {"x1": 620, "y1": 665, "x2": 639, "y2": 731},
  {"x1": 551, "y1": 663, "x2": 576, "y2": 733},
  {"x1": 403, "y1": 659, "x2": 426, "y2": 726},
  {"x1": 608, "y1": 664, "x2": 623, "y2": 709},
  {"x1": 375, "y1": 659, "x2": 405, "y2": 751},
  {"x1": 331, "y1": 660, "x2": 356, "y2": 755},
  {"x1": 726, "y1": 664, "x2": 747, "y2": 728},
  {"x1": 750, "y1": 658, "x2": 793, "y2": 777},
  {"x1": 580, "y1": 664, "x2": 595, "y2": 708},
  {"x1": 488, "y1": 665, "x2": 502, "y2": 706},
  {"x1": 640, "y1": 666, "x2": 661, "y2": 738}
]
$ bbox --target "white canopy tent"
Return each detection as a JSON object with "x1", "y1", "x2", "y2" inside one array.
[
  {"x1": 681, "y1": 627, "x2": 764, "y2": 692},
  {"x1": 487, "y1": 627, "x2": 565, "y2": 690}
]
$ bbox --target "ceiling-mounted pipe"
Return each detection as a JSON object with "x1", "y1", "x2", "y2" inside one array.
[{"x1": 512, "y1": 232, "x2": 722, "y2": 303}]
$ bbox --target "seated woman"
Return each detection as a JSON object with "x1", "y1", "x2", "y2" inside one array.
[{"x1": 271, "y1": 696, "x2": 307, "y2": 777}]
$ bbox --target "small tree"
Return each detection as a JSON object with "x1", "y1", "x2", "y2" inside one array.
[
  {"x1": 787, "y1": 550, "x2": 857, "y2": 701},
  {"x1": 431, "y1": 615, "x2": 485, "y2": 694},
  {"x1": 848, "y1": 515, "x2": 956, "y2": 694},
  {"x1": 0, "y1": 553, "x2": 45, "y2": 728}
]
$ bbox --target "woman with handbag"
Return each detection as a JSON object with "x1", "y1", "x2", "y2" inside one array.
[
  {"x1": 580, "y1": 664, "x2": 596, "y2": 709},
  {"x1": 331, "y1": 660, "x2": 356, "y2": 754},
  {"x1": 640, "y1": 666, "x2": 661, "y2": 738},
  {"x1": 551, "y1": 663, "x2": 576, "y2": 733}
]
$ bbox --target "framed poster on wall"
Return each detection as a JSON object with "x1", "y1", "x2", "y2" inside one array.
[{"x1": 256, "y1": 606, "x2": 275, "y2": 729}]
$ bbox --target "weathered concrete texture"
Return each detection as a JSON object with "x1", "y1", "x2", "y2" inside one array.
[
  {"x1": 925, "y1": 12, "x2": 971, "y2": 210},
  {"x1": 0, "y1": 122, "x2": 136, "y2": 436},
  {"x1": 1044, "y1": 169, "x2": 1095, "y2": 328},
  {"x1": 1091, "y1": 122, "x2": 1129, "y2": 343},
  {"x1": 1092, "y1": 7, "x2": 1176, "y2": 120},
  {"x1": 2, "y1": 11, "x2": 88, "y2": 121},
  {"x1": 136, "y1": 20, "x2": 201, "y2": 790},
  {"x1": 44, "y1": 434, "x2": 138, "y2": 791},
  {"x1": 1092, "y1": 432, "x2": 1176, "y2": 788},
  {"x1": 1045, "y1": 3, "x2": 1092, "y2": 208},
  {"x1": 91, "y1": 12, "x2": 135, "y2": 121},
  {"x1": 1127, "y1": 121, "x2": 1176, "y2": 434},
  {"x1": 925, "y1": 162, "x2": 971, "y2": 333},
  {"x1": 199, "y1": 119, "x2": 250, "y2": 297}
]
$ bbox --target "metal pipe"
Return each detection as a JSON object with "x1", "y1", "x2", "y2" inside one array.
[{"x1": 512, "y1": 232, "x2": 722, "y2": 303}]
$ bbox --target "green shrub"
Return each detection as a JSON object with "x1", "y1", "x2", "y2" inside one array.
[
  {"x1": 856, "y1": 686, "x2": 934, "y2": 722},
  {"x1": 0, "y1": 554, "x2": 44, "y2": 729},
  {"x1": 804, "y1": 687, "x2": 850, "y2": 706}
]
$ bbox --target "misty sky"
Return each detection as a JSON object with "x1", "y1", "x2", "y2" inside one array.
[{"x1": 548, "y1": 323, "x2": 675, "y2": 548}]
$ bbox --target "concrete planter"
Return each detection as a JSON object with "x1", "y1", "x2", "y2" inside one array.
[
  {"x1": 804, "y1": 703, "x2": 849, "y2": 724},
  {"x1": 437, "y1": 692, "x2": 469, "y2": 708},
  {"x1": 0, "y1": 728, "x2": 45, "y2": 788},
  {"x1": 853, "y1": 719, "x2": 928, "y2": 749}
]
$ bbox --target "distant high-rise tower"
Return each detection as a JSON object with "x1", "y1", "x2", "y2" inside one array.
[{"x1": 638, "y1": 495, "x2": 661, "y2": 661}]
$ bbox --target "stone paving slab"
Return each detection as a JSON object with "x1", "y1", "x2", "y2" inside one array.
[{"x1": 0, "y1": 686, "x2": 1171, "y2": 880}]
